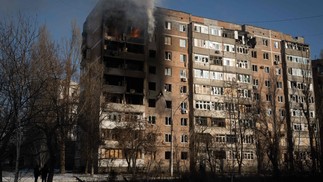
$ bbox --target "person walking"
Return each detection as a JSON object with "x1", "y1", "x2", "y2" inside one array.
[
  {"x1": 33, "y1": 165, "x2": 40, "y2": 182},
  {"x1": 41, "y1": 165, "x2": 48, "y2": 182}
]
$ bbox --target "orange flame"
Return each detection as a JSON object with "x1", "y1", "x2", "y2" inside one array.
[{"x1": 130, "y1": 27, "x2": 141, "y2": 38}]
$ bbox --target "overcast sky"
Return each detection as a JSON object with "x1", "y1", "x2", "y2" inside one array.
[{"x1": 1, "y1": 0, "x2": 322, "y2": 59}]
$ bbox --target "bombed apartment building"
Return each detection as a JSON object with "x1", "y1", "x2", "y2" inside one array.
[{"x1": 81, "y1": 0, "x2": 318, "y2": 175}]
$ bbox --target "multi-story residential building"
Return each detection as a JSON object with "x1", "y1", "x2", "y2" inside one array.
[{"x1": 81, "y1": 0, "x2": 318, "y2": 175}]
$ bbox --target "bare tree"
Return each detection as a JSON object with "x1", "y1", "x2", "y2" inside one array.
[
  {"x1": 255, "y1": 67, "x2": 285, "y2": 177},
  {"x1": 78, "y1": 58, "x2": 103, "y2": 175},
  {"x1": 56, "y1": 20, "x2": 82, "y2": 174},
  {"x1": 29, "y1": 25, "x2": 64, "y2": 182},
  {"x1": 112, "y1": 112, "x2": 157, "y2": 178},
  {"x1": 298, "y1": 57, "x2": 318, "y2": 174},
  {"x1": 224, "y1": 80, "x2": 255, "y2": 175},
  {"x1": 0, "y1": 14, "x2": 40, "y2": 182}
]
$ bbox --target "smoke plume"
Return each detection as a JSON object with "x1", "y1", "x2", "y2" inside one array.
[{"x1": 100, "y1": 0, "x2": 156, "y2": 40}]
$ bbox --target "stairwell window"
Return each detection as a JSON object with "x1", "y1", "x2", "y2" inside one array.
[
  {"x1": 180, "y1": 86, "x2": 187, "y2": 94},
  {"x1": 181, "y1": 152, "x2": 188, "y2": 160},
  {"x1": 165, "y1": 21, "x2": 171, "y2": 30},
  {"x1": 274, "y1": 41, "x2": 279, "y2": 49},
  {"x1": 165, "y1": 36, "x2": 172, "y2": 45},
  {"x1": 164, "y1": 83, "x2": 172, "y2": 92},
  {"x1": 165, "y1": 134, "x2": 172, "y2": 142},
  {"x1": 165, "y1": 151, "x2": 171, "y2": 159},
  {"x1": 165, "y1": 100, "x2": 172, "y2": 108},
  {"x1": 252, "y1": 65, "x2": 258, "y2": 72},
  {"x1": 253, "y1": 79, "x2": 259, "y2": 87},
  {"x1": 180, "y1": 54, "x2": 187, "y2": 62},
  {"x1": 278, "y1": 95, "x2": 284, "y2": 103},
  {"x1": 263, "y1": 52, "x2": 269, "y2": 60},
  {"x1": 148, "y1": 99, "x2": 156, "y2": 107},
  {"x1": 165, "y1": 51, "x2": 172, "y2": 60},
  {"x1": 263, "y1": 39, "x2": 268, "y2": 46},
  {"x1": 165, "y1": 67, "x2": 172, "y2": 76},
  {"x1": 181, "y1": 118, "x2": 188, "y2": 126},
  {"x1": 180, "y1": 39, "x2": 186, "y2": 48},
  {"x1": 165, "y1": 117, "x2": 172, "y2": 125},
  {"x1": 180, "y1": 70, "x2": 187, "y2": 78},
  {"x1": 181, "y1": 134, "x2": 188, "y2": 143},
  {"x1": 148, "y1": 82, "x2": 156, "y2": 90},
  {"x1": 179, "y1": 24, "x2": 186, "y2": 32}
]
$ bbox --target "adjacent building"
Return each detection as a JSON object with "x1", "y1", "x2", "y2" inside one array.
[{"x1": 81, "y1": 0, "x2": 318, "y2": 175}]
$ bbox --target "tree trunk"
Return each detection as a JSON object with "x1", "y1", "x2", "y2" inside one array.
[
  {"x1": 60, "y1": 141, "x2": 66, "y2": 174},
  {"x1": 14, "y1": 122, "x2": 22, "y2": 182}
]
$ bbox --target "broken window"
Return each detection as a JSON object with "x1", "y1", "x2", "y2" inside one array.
[
  {"x1": 210, "y1": 56, "x2": 222, "y2": 65},
  {"x1": 149, "y1": 50, "x2": 156, "y2": 58},
  {"x1": 165, "y1": 21, "x2": 171, "y2": 30},
  {"x1": 180, "y1": 86, "x2": 187, "y2": 94},
  {"x1": 194, "y1": 24, "x2": 208, "y2": 34},
  {"x1": 181, "y1": 102, "x2": 187, "y2": 113},
  {"x1": 148, "y1": 82, "x2": 156, "y2": 90},
  {"x1": 166, "y1": 100, "x2": 172, "y2": 108},
  {"x1": 148, "y1": 99, "x2": 156, "y2": 107},
  {"x1": 262, "y1": 39, "x2": 268, "y2": 46},
  {"x1": 164, "y1": 83, "x2": 172, "y2": 92},
  {"x1": 195, "y1": 116, "x2": 207, "y2": 126},
  {"x1": 149, "y1": 66, "x2": 156, "y2": 74},
  {"x1": 179, "y1": 24, "x2": 186, "y2": 32},
  {"x1": 181, "y1": 134, "x2": 188, "y2": 143},
  {"x1": 181, "y1": 152, "x2": 188, "y2": 160},
  {"x1": 165, "y1": 151, "x2": 171, "y2": 159},
  {"x1": 263, "y1": 52, "x2": 269, "y2": 60},
  {"x1": 180, "y1": 54, "x2": 187, "y2": 62},
  {"x1": 180, "y1": 70, "x2": 187, "y2": 78},
  {"x1": 211, "y1": 118, "x2": 226, "y2": 127},
  {"x1": 165, "y1": 51, "x2": 172, "y2": 60}
]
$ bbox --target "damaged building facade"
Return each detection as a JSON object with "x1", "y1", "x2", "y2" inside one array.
[{"x1": 81, "y1": 0, "x2": 318, "y2": 175}]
